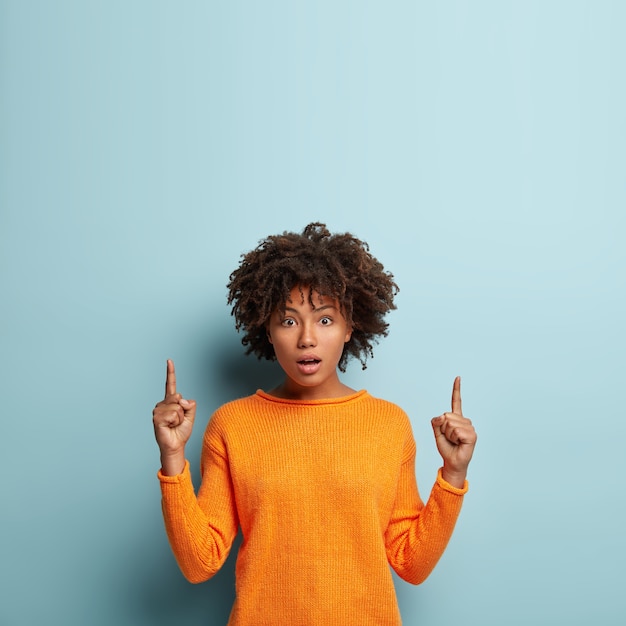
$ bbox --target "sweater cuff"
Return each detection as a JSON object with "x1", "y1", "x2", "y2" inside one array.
[
  {"x1": 157, "y1": 459, "x2": 191, "y2": 483},
  {"x1": 436, "y1": 467, "x2": 469, "y2": 495}
]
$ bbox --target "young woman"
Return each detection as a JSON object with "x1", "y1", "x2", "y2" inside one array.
[{"x1": 152, "y1": 223, "x2": 477, "y2": 626}]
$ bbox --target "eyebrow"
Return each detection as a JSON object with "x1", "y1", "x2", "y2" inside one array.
[{"x1": 284, "y1": 304, "x2": 337, "y2": 314}]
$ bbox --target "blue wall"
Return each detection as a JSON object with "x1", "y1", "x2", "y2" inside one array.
[{"x1": 2, "y1": 2, "x2": 625, "y2": 625}]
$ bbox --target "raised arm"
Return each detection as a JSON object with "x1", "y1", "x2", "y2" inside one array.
[
  {"x1": 153, "y1": 359, "x2": 238, "y2": 582},
  {"x1": 386, "y1": 377, "x2": 477, "y2": 583}
]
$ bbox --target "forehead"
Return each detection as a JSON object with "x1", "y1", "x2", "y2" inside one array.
[{"x1": 283, "y1": 285, "x2": 338, "y2": 309}]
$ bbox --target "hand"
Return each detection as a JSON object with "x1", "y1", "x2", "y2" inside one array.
[
  {"x1": 431, "y1": 376, "x2": 477, "y2": 488},
  {"x1": 152, "y1": 359, "x2": 197, "y2": 475}
]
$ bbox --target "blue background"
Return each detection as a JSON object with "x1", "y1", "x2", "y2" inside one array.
[{"x1": 2, "y1": 2, "x2": 625, "y2": 625}]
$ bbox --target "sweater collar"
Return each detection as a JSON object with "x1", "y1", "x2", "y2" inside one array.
[{"x1": 255, "y1": 388, "x2": 368, "y2": 406}]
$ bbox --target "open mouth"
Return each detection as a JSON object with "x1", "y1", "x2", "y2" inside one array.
[{"x1": 296, "y1": 358, "x2": 322, "y2": 374}]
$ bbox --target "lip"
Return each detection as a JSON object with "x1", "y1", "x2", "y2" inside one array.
[{"x1": 296, "y1": 355, "x2": 322, "y2": 375}]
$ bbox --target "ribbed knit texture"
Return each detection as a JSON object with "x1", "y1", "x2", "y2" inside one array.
[{"x1": 159, "y1": 389, "x2": 467, "y2": 626}]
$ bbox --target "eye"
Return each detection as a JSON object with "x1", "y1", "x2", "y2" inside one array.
[
  {"x1": 281, "y1": 318, "x2": 296, "y2": 327},
  {"x1": 320, "y1": 316, "x2": 333, "y2": 326}
]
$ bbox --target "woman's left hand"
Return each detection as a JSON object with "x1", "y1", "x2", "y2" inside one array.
[{"x1": 431, "y1": 376, "x2": 477, "y2": 488}]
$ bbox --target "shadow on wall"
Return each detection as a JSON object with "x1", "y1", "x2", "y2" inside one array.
[
  {"x1": 211, "y1": 334, "x2": 285, "y2": 400},
  {"x1": 132, "y1": 532, "x2": 242, "y2": 626},
  {"x1": 131, "y1": 330, "x2": 283, "y2": 626}
]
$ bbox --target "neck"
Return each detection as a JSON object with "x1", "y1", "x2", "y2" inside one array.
[{"x1": 268, "y1": 377, "x2": 356, "y2": 401}]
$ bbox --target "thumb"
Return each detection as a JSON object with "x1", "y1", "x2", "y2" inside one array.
[
  {"x1": 179, "y1": 398, "x2": 197, "y2": 421},
  {"x1": 431, "y1": 415, "x2": 445, "y2": 438}
]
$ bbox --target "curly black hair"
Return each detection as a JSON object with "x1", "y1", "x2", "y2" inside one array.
[{"x1": 227, "y1": 223, "x2": 399, "y2": 370}]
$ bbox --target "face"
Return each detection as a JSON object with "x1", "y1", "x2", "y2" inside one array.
[{"x1": 266, "y1": 286, "x2": 353, "y2": 399}]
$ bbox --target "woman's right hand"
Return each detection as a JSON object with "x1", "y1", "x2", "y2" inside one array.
[{"x1": 152, "y1": 359, "x2": 196, "y2": 475}]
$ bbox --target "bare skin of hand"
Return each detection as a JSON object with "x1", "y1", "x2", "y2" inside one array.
[
  {"x1": 152, "y1": 359, "x2": 196, "y2": 476},
  {"x1": 431, "y1": 377, "x2": 477, "y2": 489}
]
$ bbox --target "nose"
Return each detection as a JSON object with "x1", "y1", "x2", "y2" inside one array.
[{"x1": 298, "y1": 322, "x2": 317, "y2": 348}]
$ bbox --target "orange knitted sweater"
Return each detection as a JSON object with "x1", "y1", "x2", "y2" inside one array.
[{"x1": 158, "y1": 389, "x2": 467, "y2": 626}]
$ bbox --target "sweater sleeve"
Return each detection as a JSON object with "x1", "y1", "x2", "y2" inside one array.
[
  {"x1": 158, "y1": 426, "x2": 239, "y2": 583},
  {"x1": 384, "y1": 438, "x2": 467, "y2": 585}
]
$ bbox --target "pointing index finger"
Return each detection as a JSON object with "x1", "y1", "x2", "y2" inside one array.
[
  {"x1": 451, "y1": 376, "x2": 462, "y2": 415},
  {"x1": 165, "y1": 359, "x2": 177, "y2": 398}
]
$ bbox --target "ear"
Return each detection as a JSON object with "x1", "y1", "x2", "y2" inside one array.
[
  {"x1": 266, "y1": 327, "x2": 273, "y2": 344},
  {"x1": 344, "y1": 327, "x2": 352, "y2": 343}
]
